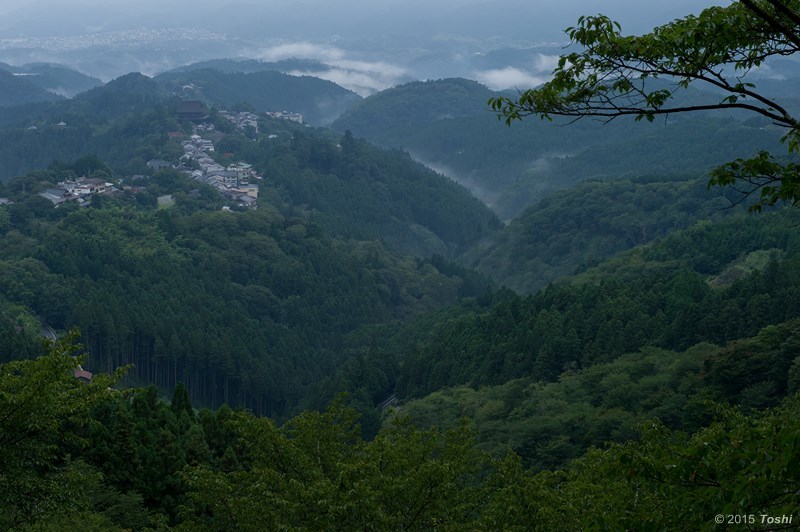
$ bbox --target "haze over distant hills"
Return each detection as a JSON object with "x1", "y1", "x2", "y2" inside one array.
[{"x1": 0, "y1": 0, "x2": 725, "y2": 93}]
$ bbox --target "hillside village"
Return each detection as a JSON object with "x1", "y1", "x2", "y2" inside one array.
[
  {"x1": 27, "y1": 108, "x2": 306, "y2": 211},
  {"x1": 179, "y1": 123, "x2": 260, "y2": 210}
]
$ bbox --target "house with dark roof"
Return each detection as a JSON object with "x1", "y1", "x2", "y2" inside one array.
[{"x1": 176, "y1": 100, "x2": 209, "y2": 122}]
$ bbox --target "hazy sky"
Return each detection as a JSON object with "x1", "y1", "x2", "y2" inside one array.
[
  {"x1": 0, "y1": 0, "x2": 727, "y2": 36},
  {"x1": 0, "y1": 0, "x2": 729, "y2": 92}
]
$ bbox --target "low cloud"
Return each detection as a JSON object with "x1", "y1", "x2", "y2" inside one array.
[
  {"x1": 291, "y1": 59, "x2": 409, "y2": 96},
  {"x1": 474, "y1": 53, "x2": 559, "y2": 91},
  {"x1": 254, "y1": 41, "x2": 410, "y2": 96},
  {"x1": 475, "y1": 67, "x2": 548, "y2": 90},
  {"x1": 255, "y1": 42, "x2": 346, "y2": 62}
]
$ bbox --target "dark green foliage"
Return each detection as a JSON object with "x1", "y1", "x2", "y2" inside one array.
[
  {"x1": 460, "y1": 176, "x2": 740, "y2": 293},
  {"x1": 171, "y1": 381, "x2": 194, "y2": 420},
  {"x1": 0, "y1": 334, "x2": 122, "y2": 529},
  {"x1": 333, "y1": 78, "x2": 785, "y2": 218},
  {"x1": 526, "y1": 396, "x2": 800, "y2": 530},
  {"x1": 0, "y1": 193, "x2": 485, "y2": 417},
  {"x1": 0, "y1": 69, "x2": 64, "y2": 107},
  {"x1": 397, "y1": 209, "x2": 800, "y2": 399},
  {"x1": 0, "y1": 105, "x2": 184, "y2": 181},
  {"x1": 70, "y1": 73, "x2": 165, "y2": 119},
  {"x1": 0, "y1": 62, "x2": 103, "y2": 97},
  {"x1": 258, "y1": 130, "x2": 501, "y2": 256},
  {"x1": 334, "y1": 78, "x2": 492, "y2": 136},
  {"x1": 399, "y1": 317, "x2": 800, "y2": 470},
  {"x1": 7, "y1": 340, "x2": 800, "y2": 530}
]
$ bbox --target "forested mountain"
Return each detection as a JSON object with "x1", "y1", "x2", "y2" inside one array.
[
  {"x1": 0, "y1": 102, "x2": 182, "y2": 180},
  {"x1": 397, "y1": 317, "x2": 800, "y2": 469},
  {"x1": 0, "y1": 78, "x2": 498, "y2": 255},
  {"x1": 0, "y1": 62, "x2": 103, "y2": 97},
  {"x1": 0, "y1": 91, "x2": 498, "y2": 419},
  {"x1": 333, "y1": 78, "x2": 494, "y2": 137},
  {"x1": 385, "y1": 205, "x2": 800, "y2": 469},
  {"x1": 154, "y1": 68, "x2": 361, "y2": 125},
  {"x1": 332, "y1": 78, "x2": 787, "y2": 218},
  {"x1": 0, "y1": 67, "x2": 363, "y2": 179},
  {"x1": 2, "y1": 42, "x2": 800, "y2": 532},
  {"x1": 459, "y1": 176, "x2": 743, "y2": 293},
  {"x1": 165, "y1": 58, "x2": 331, "y2": 75},
  {"x1": 400, "y1": 207, "x2": 800, "y2": 394},
  {"x1": 253, "y1": 130, "x2": 502, "y2": 257},
  {"x1": 0, "y1": 69, "x2": 64, "y2": 107},
  {"x1": 0, "y1": 183, "x2": 487, "y2": 419}
]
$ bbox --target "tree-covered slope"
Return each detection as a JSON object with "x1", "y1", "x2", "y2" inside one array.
[
  {"x1": 332, "y1": 78, "x2": 786, "y2": 218},
  {"x1": 0, "y1": 69, "x2": 64, "y2": 107},
  {"x1": 333, "y1": 78, "x2": 495, "y2": 137},
  {"x1": 0, "y1": 86, "x2": 499, "y2": 257},
  {"x1": 4, "y1": 337, "x2": 800, "y2": 530},
  {"x1": 0, "y1": 102, "x2": 184, "y2": 181},
  {"x1": 459, "y1": 176, "x2": 741, "y2": 293},
  {"x1": 165, "y1": 58, "x2": 330, "y2": 75},
  {"x1": 154, "y1": 68, "x2": 361, "y2": 125},
  {"x1": 396, "y1": 317, "x2": 800, "y2": 470},
  {"x1": 0, "y1": 62, "x2": 103, "y2": 97},
  {"x1": 255, "y1": 130, "x2": 502, "y2": 257},
  {"x1": 392, "y1": 208, "x2": 800, "y2": 400},
  {"x1": 0, "y1": 191, "x2": 485, "y2": 418}
]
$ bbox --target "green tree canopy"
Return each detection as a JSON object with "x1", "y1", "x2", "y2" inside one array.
[
  {"x1": 489, "y1": 0, "x2": 800, "y2": 211},
  {"x1": 0, "y1": 332, "x2": 123, "y2": 528}
]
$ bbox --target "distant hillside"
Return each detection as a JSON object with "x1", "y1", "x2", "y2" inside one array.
[
  {"x1": 269, "y1": 131, "x2": 502, "y2": 257},
  {"x1": 333, "y1": 78, "x2": 495, "y2": 136},
  {"x1": 69, "y1": 72, "x2": 165, "y2": 118},
  {"x1": 0, "y1": 77, "x2": 498, "y2": 256},
  {"x1": 332, "y1": 78, "x2": 787, "y2": 219},
  {"x1": 459, "y1": 176, "x2": 743, "y2": 293},
  {"x1": 0, "y1": 63, "x2": 102, "y2": 97},
  {"x1": 155, "y1": 68, "x2": 361, "y2": 125},
  {"x1": 165, "y1": 58, "x2": 330, "y2": 75},
  {"x1": 0, "y1": 74, "x2": 179, "y2": 180},
  {"x1": 0, "y1": 70, "x2": 64, "y2": 107}
]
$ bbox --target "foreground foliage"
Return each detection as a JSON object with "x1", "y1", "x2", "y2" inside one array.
[
  {"x1": 2, "y1": 338, "x2": 800, "y2": 530},
  {"x1": 490, "y1": 0, "x2": 800, "y2": 211}
]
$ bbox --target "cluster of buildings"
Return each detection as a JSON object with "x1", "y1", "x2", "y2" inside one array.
[
  {"x1": 23, "y1": 104, "x2": 286, "y2": 212},
  {"x1": 180, "y1": 134, "x2": 260, "y2": 210},
  {"x1": 219, "y1": 110, "x2": 260, "y2": 131},
  {"x1": 266, "y1": 110, "x2": 303, "y2": 123},
  {"x1": 39, "y1": 176, "x2": 115, "y2": 206}
]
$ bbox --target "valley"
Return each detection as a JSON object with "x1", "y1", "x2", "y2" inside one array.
[{"x1": 2, "y1": 1, "x2": 800, "y2": 528}]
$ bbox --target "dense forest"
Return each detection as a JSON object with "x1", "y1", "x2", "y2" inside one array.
[
  {"x1": 0, "y1": 69, "x2": 65, "y2": 107},
  {"x1": 3, "y1": 4, "x2": 800, "y2": 526},
  {"x1": 154, "y1": 68, "x2": 362, "y2": 126},
  {"x1": 0, "y1": 62, "x2": 103, "y2": 98},
  {"x1": 459, "y1": 175, "x2": 744, "y2": 292},
  {"x1": 0, "y1": 152, "x2": 494, "y2": 420},
  {"x1": 4, "y1": 332, "x2": 800, "y2": 529},
  {"x1": 332, "y1": 78, "x2": 787, "y2": 218}
]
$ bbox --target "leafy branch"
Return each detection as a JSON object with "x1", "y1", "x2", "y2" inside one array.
[{"x1": 489, "y1": 1, "x2": 800, "y2": 211}]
